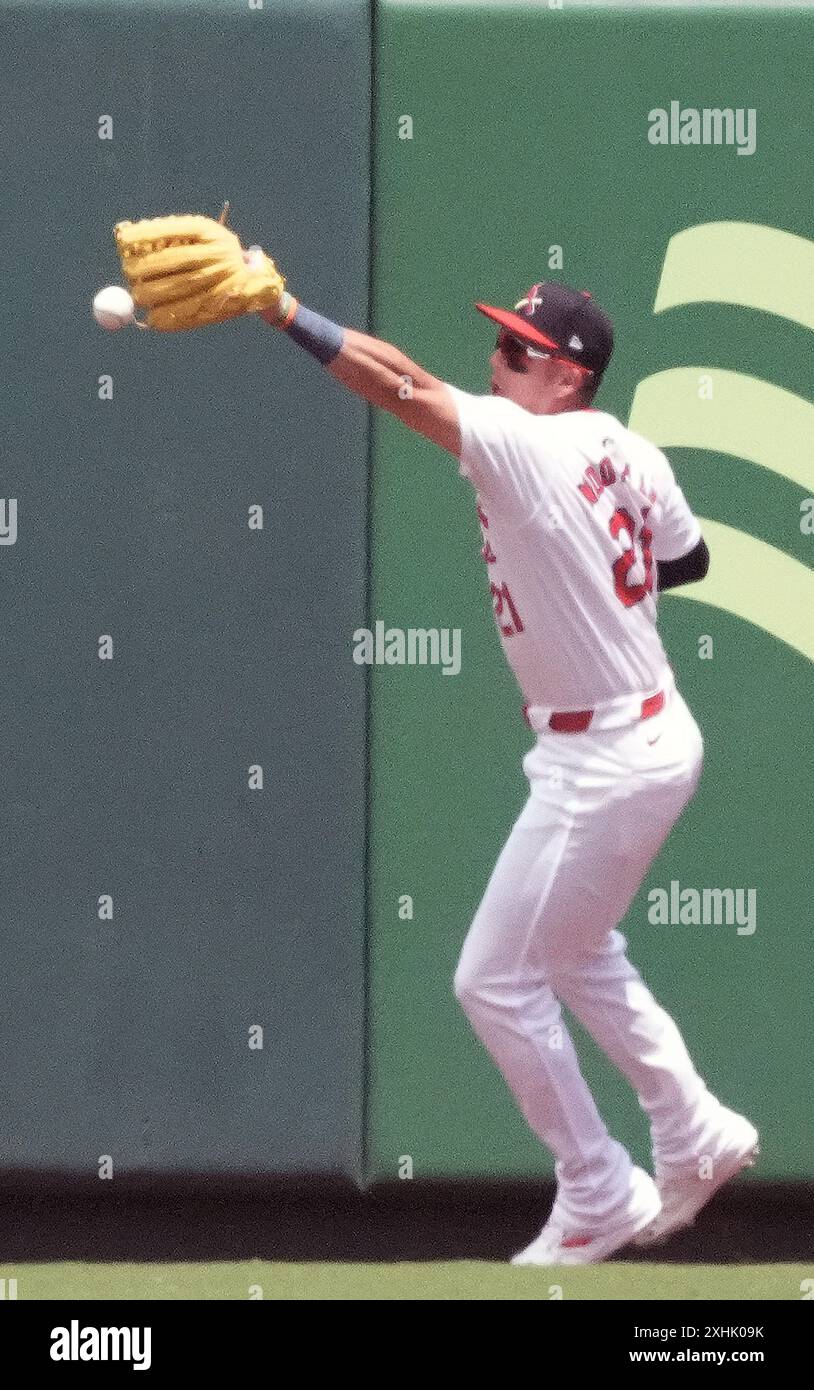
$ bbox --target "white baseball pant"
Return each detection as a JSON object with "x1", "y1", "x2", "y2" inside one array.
[{"x1": 454, "y1": 686, "x2": 721, "y2": 1224}]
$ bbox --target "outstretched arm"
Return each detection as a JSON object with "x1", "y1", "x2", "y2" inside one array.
[{"x1": 260, "y1": 299, "x2": 461, "y2": 457}]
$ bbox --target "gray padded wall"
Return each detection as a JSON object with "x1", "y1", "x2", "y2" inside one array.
[{"x1": 1, "y1": 0, "x2": 370, "y2": 1177}]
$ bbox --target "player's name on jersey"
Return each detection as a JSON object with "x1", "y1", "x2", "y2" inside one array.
[
  {"x1": 647, "y1": 102, "x2": 757, "y2": 157},
  {"x1": 352, "y1": 622, "x2": 461, "y2": 676}
]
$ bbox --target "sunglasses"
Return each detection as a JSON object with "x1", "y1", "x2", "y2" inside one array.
[
  {"x1": 495, "y1": 329, "x2": 595, "y2": 378},
  {"x1": 495, "y1": 330, "x2": 550, "y2": 373}
]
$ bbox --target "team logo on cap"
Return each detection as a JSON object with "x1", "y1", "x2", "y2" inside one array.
[
  {"x1": 515, "y1": 283, "x2": 544, "y2": 316},
  {"x1": 568, "y1": 334, "x2": 584, "y2": 352}
]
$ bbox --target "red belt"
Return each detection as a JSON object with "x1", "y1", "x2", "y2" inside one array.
[{"x1": 523, "y1": 690, "x2": 666, "y2": 734}]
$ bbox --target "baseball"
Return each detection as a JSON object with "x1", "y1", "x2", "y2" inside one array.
[{"x1": 93, "y1": 285, "x2": 135, "y2": 331}]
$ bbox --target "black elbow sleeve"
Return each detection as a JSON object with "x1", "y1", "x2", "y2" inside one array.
[{"x1": 657, "y1": 537, "x2": 709, "y2": 591}]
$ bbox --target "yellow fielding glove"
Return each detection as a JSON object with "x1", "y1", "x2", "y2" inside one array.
[{"x1": 113, "y1": 206, "x2": 286, "y2": 331}]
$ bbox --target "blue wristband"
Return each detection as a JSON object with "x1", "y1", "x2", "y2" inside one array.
[{"x1": 286, "y1": 303, "x2": 345, "y2": 365}]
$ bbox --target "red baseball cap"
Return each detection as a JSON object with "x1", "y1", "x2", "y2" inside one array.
[{"x1": 476, "y1": 280, "x2": 614, "y2": 376}]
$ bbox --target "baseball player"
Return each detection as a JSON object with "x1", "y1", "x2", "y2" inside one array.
[
  {"x1": 113, "y1": 220, "x2": 758, "y2": 1266},
  {"x1": 264, "y1": 279, "x2": 759, "y2": 1266}
]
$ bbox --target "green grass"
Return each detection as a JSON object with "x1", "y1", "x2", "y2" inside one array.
[{"x1": 3, "y1": 1262, "x2": 809, "y2": 1300}]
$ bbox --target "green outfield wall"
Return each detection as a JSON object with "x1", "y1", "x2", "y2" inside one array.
[
  {"x1": 0, "y1": 0, "x2": 370, "y2": 1177},
  {"x1": 369, "y1": 0, "x2": 814, "y2": 1180}
]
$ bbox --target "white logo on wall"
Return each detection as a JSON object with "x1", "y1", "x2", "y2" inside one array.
[
  {"x1": 628, "y1": 219, "x2": 814, "y2": 666},
  {"x1": 648, "y1": 103, "x2": 757, "y2": 156}
]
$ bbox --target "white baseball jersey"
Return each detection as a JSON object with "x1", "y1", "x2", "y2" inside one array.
[{"x1": 445, "y1": 385, "x2": 702, "y2": 711}]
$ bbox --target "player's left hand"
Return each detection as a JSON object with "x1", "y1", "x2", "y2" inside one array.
[{"x1": 113, "y1": 204, "x2": 286, "y2": 331}]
